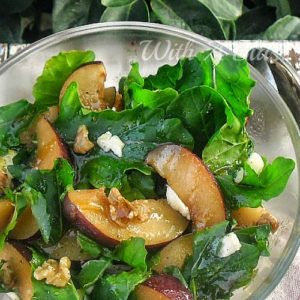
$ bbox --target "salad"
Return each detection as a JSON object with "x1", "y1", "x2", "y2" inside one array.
[{"x1": 0, "y1": 49, "x2": 295, "y2": 300}]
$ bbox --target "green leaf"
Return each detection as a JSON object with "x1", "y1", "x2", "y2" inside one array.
[
  {"x1": 100, "y1": 0, "x2": 150, "y2": 22},
  {"x1": 199, "y1": 0, "x2": 243, "y2": 21},
  {"x1": 0, "y1": 195, "x2": 27, "y2": 249},
  {"x1": 182, "y1": 222, "x2": 261, "y2": 299},
  {"x1": 0, "y1": 14, "x2": 22, "y2": 43},
  {"x1": 202, "y1": 116, "x2": 253, "y2": 174},
  {"x1": 0, "y1": 99, "x2": 35, "y2": 155},
  {"x1": 80, "y1": 155, "x2": 151, "y2": 189},
  {"x1": 77, "y1": 232, "x2": 106, "y2": 257},
  {"x1": 33, "y1": 50, "x2": 95, "y2": 107},
  {"x1": 53, "y1": 0, "x2": 99, "y2": 32},
  {"x1": 236, "y1": 6, "x2": 277, "y2": 39},
  {"x1": 150, "y1": 0, "x2": 225, "y2": 39},
  {"x1": 267, "y1": 0, "x2": 291, "y2": 18},
  {"x1": 217, "y1": 157, "x2": 295, "y2": 209},
  {"x1": 215, "y1": 55, "x2": 255, "y2": 122},
  {"x1": 114, "y1": 238, "x2": 147, "y2": 271},
  {"x1": 235, "y1": 225, "x2": 271, "y2": 256},
  {"x1": 78, "y1": 257, "x2": 112, "y2": 289},
  {"x1": 91, "y1": 269, "x2": 149, "y2": 300},
  {"x1": 263, "y1": 15, "x2": 300, "y2": 40},
  {"x1": 102, "y1": 0, "x2": 136, "y2": 6},
  {"x1": 0, "y1": 0, "x2": 34, "y2": 14},
  {"x1": 166, "y1": 86, "x2": 227, "y2": 152}
]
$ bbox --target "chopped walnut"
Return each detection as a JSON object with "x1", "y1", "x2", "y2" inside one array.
[
  {"x1": 73, "y1": 125, "x2": 94, "y2": 154},
  {"x1": 113, "y1": 92, "x2": 123, "y2": 111},
  {"x1": 257, "y1": 212, "x2": 279, "y2": 233},
  {"x1": 42, "y1": 106, "x2": 59, "y2": 123},
  {"x1": 0, "y1": 262, "x2": 16, "y2": 288},
  {"x1": 0, "y1": 171, "x2": 10, "y2": 193},
  {"x1": 33, "y1": 257, "x2": 71, "y2": 287},
  {"x1": 107, "y1": 188, "x2": 149, "y2": 227}
]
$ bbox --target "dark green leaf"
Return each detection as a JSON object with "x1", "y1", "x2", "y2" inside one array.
[
  {"x1": 80, "y1": 155, "x2": 151, "y2": 189},
  {"x1": 91, "y1": 269, "x2": 149, "y2": 300},
  {"x1": 88, "y1": 0, "x2": 106, "y2": 22},
  {"x1": 150, "y1": 0, "x2": 225, "y2": 39},
  {"x1": 53, "y1": 0, "x2": 94, "y2": 32},
  {"x1": 100, "y1": 0, "x2": 150, "y2": 22},
  {"x1": 182, "y1": 222, "x2": 261, "y2": 299},
  {"x1": 217, "y1": 157, "x2": 295, "y2": 209},
  {"x1": 102, "y1": 0, "x2": 136, "y2": 7},
  {"x1": 235, "y1": 225, "x2": 271, "y2": 256},
  {"x1": 199, "y1": 0, "x2": 243, "y2": 21},
  {"x1": 263, "y1": 15, "x2": 300, "y2": 40},
  {"x1": 78, "y1": 257, "x2": 112, "y2": 288},
  {"x1": 267, "y1": 0, "x2": 291, "y2": 18},
  {"x1": 114, "y1": 238, "x2": 147, "y2": 271},
  {"x1": 0, "y1": 0, "x2": 34, "y2": 14},
  {"x1": 166, "y1": 86, "x2": 227, "y2": 152},
  {"x1": 33, "y1": 50, "x2": 95, "y2": 107},
  {"x1": 77, "y1": 232, "x2": 106, "y2": 257},
  {"x1": 0, "y1": 99, "x2": 35, "y2": 155},
  {"x1": 236, "y1": 6, "x2": 277, "y2": 38},
  {"x1": 202, "y1": 116, "x2": 253, "y2": 174},
  {"x1": 215, "y1": 55, "x2": 255, "y2": 122},
  {"x1": 0, "y1": 14, "x2": 22, "y2": 43}
]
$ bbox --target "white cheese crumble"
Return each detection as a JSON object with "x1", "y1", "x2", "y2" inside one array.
[
  {"x1": 218, "y1": 232, "x2": 241, "y2": 258},
  {"x1": 247, "y1": 152, "x2": 264, "y2": 175},
  {"x1": 97, "y1": 131, "x2": 125, "y2": 158},
  {"x1": 234, "y1": 168, "x2": 244, "y2": 184},
  {"x1": 166, "y1": 185, "x2": 190, "y2": 220}
]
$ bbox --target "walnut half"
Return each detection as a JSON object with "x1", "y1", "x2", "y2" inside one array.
[
  {"x1": 33, "y1": 257, "x2": 71, "y2": 287},
  {"x1": 73, "y1": 125, "x2": 94, "y2": 155},
  {"x1": 107, "y1": 188, "x2": 149, "y2": 227}
]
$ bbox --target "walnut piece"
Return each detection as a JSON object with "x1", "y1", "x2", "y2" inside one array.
[
  {"x1": 73, "y1": 125, "x2": 94, "y2": 154},
  {"x1": 33, "y1": 257, "x2": 71, "y2": 287},
  {"x1": 257, "y1": 212, "x2": 279, "y2": 233},
  {"x1": 0, "y1": 171, "x2": 10, "y2": 193},
  {"x1": 107, "y1": 188, "x2": 149, "y2": 227},
  {"x1": 0, "y1": 262, "x2": 16, "y2": 288}
]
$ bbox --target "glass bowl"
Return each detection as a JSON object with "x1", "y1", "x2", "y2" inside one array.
[{"x1": 0, "y1": 22, "x2": 299, "y2": 300}]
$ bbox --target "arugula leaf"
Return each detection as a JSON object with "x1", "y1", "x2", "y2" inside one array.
[
  {"x1": 77, "y1": 232, "x2": 107, "y2": 257},
  {"x1": 78, "y1": 257, "x2": 112, "y2": 289},
  {"x1": 235, "y1": 225, "x2": 271, "y2": 256},
  {"x1": 0, "y1": 99, "x2": 36, "y2": 155},
  {"x1": 217, "y1": 157, "x2": 295, "y2": 209},
  {"x1": 202, "y1": 115, "x2": 253, "y2": 174},
  {"x1": 182, "y1": 222, "x2": 261, "y2": 299},
  {"x1": 9, "y1": 159, "x2": 74, "y2": 243},
  {"x1": 120, "y1": 171, "x2": 157, "y2": 201},
  {"x1": 144, "y1": 60, "x2": 183, "y2": 90},
  {"x1": 166, "y1": 86, "x2": 227, "y2": 152},
  {"x1": 176, "y1": 51, "x2": 214, "y2": 92},
  {"x1": 55, "y1": 83, "x2": 194, "y2": 157},
  {"x1": 215, "y1": 55, "x2": 255, "y2": 122},
  {"x1": 33, "y1": 50, "x2": 95, "y2": 107},
  {"x1": 91, "y1": 269, "x2": 149, "y2": 300},
  {"x1": 0, "y1": 195, "x2": 27, "y2": 249},
  {"x1": 114, "y1": 238, "x2": 147, "y2": 271},
  {"x1": 80, "y1": 155, "x2": 151, "y2": 189}
]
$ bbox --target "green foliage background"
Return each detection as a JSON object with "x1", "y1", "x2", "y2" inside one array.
[{"x1": 0, "y1": 0, "x2": 299, "y2": 43}]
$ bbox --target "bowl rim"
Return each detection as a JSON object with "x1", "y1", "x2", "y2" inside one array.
[{"x1": 0, "y1": 21, "x2": 299, "y2": 300}]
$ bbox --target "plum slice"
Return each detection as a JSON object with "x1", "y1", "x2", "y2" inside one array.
[
  {"x1": 232, "y1": 207, "x2": 279, "y2": 232},
  {"x1": 0, "y1": 200, "x2": 14, "y2": 232},
  {"x1": 0, "y1": 242, "x2": 33, "y2": 300},
  {"x1": 146, "y1": 144, "x2": 225, "y2": 230},
  {"x1": 154, "y1": 234, "x2": 192, "y2": 273},
  {"x1": 63, "y1": 188, "x2": 189, "y2": 248},
  {"x1": 35, "y1": 117, "x2": 69, "y2": 170},
  {"x1": 134, "y1": 274, "x2": 193, "y2": 300}
]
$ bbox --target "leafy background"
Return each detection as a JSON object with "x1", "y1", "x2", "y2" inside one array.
[{"x1": 0, "y1": 0, "x2": 299, "y2": 43}]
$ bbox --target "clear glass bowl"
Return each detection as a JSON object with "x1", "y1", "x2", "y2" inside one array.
[{"x1": 0, "y1": 22, "x2": 299, "y2": 300}]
